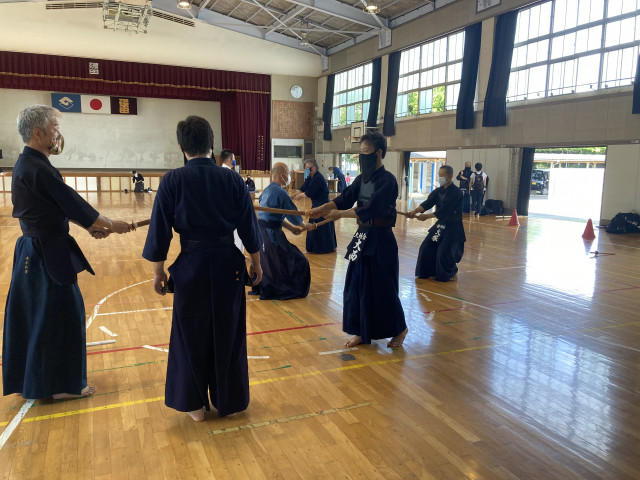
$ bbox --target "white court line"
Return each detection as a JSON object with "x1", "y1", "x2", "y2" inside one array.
[
  {"x1": 247, "y1": 356, "x2": 270, "y2": 359},
  {"x1": 99, "y1": 326, "x2": 118, "y2": 337},
  {"x1": 87, "y1": 340, "x2": 116, "y2": 347},
  {"x1": 142, "y1": 345, "x2": 169, "y2": 353},
  {"x1": 419, "y1": 293, "x2": 431, "y2": 302},
  {"x1": 86, "y1": 279, "x2": 153, "y2": 330},
  {"x1": 425, "y1": 312, "x2": 435, "y2": 322},
  {"x1": 318, "y1": 347, "x2": 358, "y2": 356},
  {"x1": 0, "y1": 399, "x2": 35, "y2": 449},
  {"x1": 95, "y1": 306, "x2": 172, "y2": 317}
]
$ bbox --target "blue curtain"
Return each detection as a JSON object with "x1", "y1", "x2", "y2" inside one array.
[
  {"x1": 517, "y1": 147, "x2": 535, "y2": 216},
  {"x1": 633, "y1": 54, "x2": 640, "y2": 114},
  {"x1": 482, "y1": 10, "x2": 519, "y2": 127},
  {"x1": 456, "y1": 22, "x2": 482, "y2": 129},
  {"x1": 322, "y1": 74, "x2": 335, "y2": 141},
  {"x1": 367, "y1": 57, "x2": 382, "y2": 127},
  {"x1": 383, "y1": 51, "x2": 402, "y2": 137}
]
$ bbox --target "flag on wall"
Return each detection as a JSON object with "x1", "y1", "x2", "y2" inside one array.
[
  {"x1": 110, "y1": 97, "x2": 138, "y2": 115},
  {"x1": 51, "y1": 93, "x2": 81, "y2": 113},
  {"x1": 81, "y1": 95, "x2": 111, "y2": 114}
]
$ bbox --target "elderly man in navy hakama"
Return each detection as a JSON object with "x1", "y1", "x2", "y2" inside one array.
[{"x1": 142, "y1": 116, "x2": 263, "y2": 422}]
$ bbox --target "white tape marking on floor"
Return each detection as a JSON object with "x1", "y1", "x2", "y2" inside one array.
[
  {"x1": 86, "y1": 279, "x2": 153, "y2": 330},
  {"x1": 0, "y1": 399, "x2": 35, "y2": 449},
  {"x1": 419, "y1": 292, "x2": 432, "y2": 302},
  {"x1": 247, "y1": 356, "x2": 270, "y2": 359},
  {"x1": 142, "y1": 345, "x2": 169, "y2": 353},
  {"x1": 99, "y1": 326, "x2": 118, "y2": 337},
  {"x1": 86, "y1": 340, "x2": 116, "y2": 347},
  {"x1": 318, "y1": 347, "x2": 358, "y2": 356},
  {"x1": 95, "y1": 306, "x2": 173, "y2": 317}
]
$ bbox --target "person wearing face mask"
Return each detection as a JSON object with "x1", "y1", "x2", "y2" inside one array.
[
  {"x1": 220, "y1": 149, "x2": 236, "y2": 170},
  {"x1": 250, "y1": 162, "x2": 312, "y2": 300},
  {"x1": 409, "y1": 165, "x2": 466, "y2": 282},
  {"x1": 3, "y1": 105, "x2": 132, "y2": 402},
  {"x1": 309, "y1": 132, "x2": 408, "y2": 349},
  {"x1": 292, "y1": 159, "x2": 337, "y2": 254},
  {"x1": 456, "y1": 161, "x2": 472, "y2": 214},
  {"x1": 131, "y1": 170, "x2": 145, "y2": 192},
  {"x1": 143, "y1": 116, "x2": 262, "y2": 422}
]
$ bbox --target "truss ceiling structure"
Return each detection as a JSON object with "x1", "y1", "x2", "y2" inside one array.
[
  {"x1": 151, "y1": 0, "x2": 449, "y2": 57},
  {"x1": 1, "y1": 0, "x2": 454, "y2": 58}
]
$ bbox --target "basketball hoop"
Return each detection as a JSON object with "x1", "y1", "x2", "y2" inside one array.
[{"x1": 343, "y1": 136, "x2": 360, "y2": 151}]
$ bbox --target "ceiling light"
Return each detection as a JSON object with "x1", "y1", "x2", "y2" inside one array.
[
  {"x1": 299, "y1": 32, "x2": 309, "y2": 47},
  {"x1": 177, "y1": 0, "x2": 191, "y2": 9},
  {"x1": 363, "y1": 1, "x2": 380, "y2": 14}
]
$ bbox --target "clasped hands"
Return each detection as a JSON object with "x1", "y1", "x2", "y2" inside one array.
[
  {"x1": 408, "y1": 208, "x2": 433, "y2": 222},
  {"x1": 87, "y1": 219, "x2": 134, "y2": 239}
]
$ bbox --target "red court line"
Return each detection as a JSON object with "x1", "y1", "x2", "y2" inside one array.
[{"x1": 85, "y1": 321, "x2": 340, "y2": 357}]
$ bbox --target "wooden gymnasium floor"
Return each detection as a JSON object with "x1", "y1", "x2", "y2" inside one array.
[{"x1": 0, "y1": 190, "x2": 639, "y2": 480}]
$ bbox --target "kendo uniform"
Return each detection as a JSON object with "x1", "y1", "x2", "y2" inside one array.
[
  {"x1": 251, "y1": 182, "x2": 311, "y2": 300},
  {"x1": 3, "y1": 146, "x2": 99, "y2": 399},
  {"x1": 142, "y1": 158, "x2": 261, "y2": 416},
  {"x1": 333, "y1": 167, "x2": 406, "y2": 344},
  {"x1": 332, "y1": 166, "x2": 347, "y2": 193},
  {"x1": 299, "y1": 173, "x2": 337, "y2": 254},
  {"x1": 415, "y1": 183, "x2": 466, "y2": 281},
  {"x1": 133, "y1": 172, "x2": 145, "y2": 192}
]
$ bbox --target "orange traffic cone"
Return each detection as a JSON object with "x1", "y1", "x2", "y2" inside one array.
[
  {"x1": 508, "y1": 209, "x2": 520, "y2": 227},
  {"x1": 582, "y1": 218, "x2": 596, "y2": 240}
]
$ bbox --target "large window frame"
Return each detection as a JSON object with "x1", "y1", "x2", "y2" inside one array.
[
  {"x1": 508, "y1": 0, "x2": 640, "y2": 102},
  {"x1": 395, "y1": 30, "x2": 465, "y2": 118},
  {"x1": 331, "y1": 63, "x2": 373, "y2": 128}
]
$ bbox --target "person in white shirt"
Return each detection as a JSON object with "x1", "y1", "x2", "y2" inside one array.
[{"x1": 469, "y1": 162, "x2": 488, "y2": 217}]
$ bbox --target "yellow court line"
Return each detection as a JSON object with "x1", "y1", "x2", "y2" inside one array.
[{"x1": 0, "y1": 344, "x2": 499, "y2": 427}]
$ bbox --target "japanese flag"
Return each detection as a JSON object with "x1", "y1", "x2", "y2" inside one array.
[{"x1": 81, "y1": 95, "x2": 111, "y2": 114}]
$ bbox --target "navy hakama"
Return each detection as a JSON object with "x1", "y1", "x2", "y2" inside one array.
[
  {"x1": 253, "y1": 221, "x2": 311, "y2": 300},
  {"x1": 415, "y1": 184, "x2": 466, "y2": 281},
  {"x1": 332, "y1": 166, "x2": 347, "y2": 193},
  {"x1": 142, "y1": 158, "x2": 262, "y2": 416},
  {"x1": 333, "y1": 167, "x2": 406, "y2": 344},
  {"x1": 3, "y1": 147, "x2": 99, "y2": 399},
  {"x1": 299, "y1": 173, "x2": 337, "y2": 254},
  {"x1": 252, "y1": 182, "x2": 310, "y2": 300}
]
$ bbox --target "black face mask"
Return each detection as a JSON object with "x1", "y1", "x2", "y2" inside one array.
[{"x1": 359, "y1": 151, "x2": 378, "y2": 182}]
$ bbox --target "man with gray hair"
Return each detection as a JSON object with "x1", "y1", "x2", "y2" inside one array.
[{"x1": 3, "y1": 105, "x2": 132, "y2": 401}]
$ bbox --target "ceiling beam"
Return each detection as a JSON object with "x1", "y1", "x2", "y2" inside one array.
[
  {"x1": 284, "y1": 0, "x2": 385, "y2": 30},
  {"x1": 264, "y1": 4, "x2": 306, "y2": 36}
]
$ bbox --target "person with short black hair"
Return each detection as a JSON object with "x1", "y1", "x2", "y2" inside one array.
[
  {"x1": 220, "y1": 149, "x2": 235, "y2": 169},
  {"x1": 293, "y1": 159, "x2": 337, "y2": 254},
  {"x1": 470, "y1": 162, "x2": 488, "y2": 217},
  {"x1": 309, "y1": 132, "x2": 408, "y2": 348},
  {"x1": 132, "y1": 170, "x2": 145, "y2": 192},
  {"x1": 3, "y1": 105, "x2": 132, "y2": 401},
  {"x1": 245, "y1": 174, "x2": 255, "y2": 192},
  {"x1": 142, "y1": 115, "x2": 263, "y2": 422},
  {"x1": 456, "y1": 161, "x2": 472, "y2": 214},
  {"x1": 410, "y1": 165, "x2": 466, "y2": 281}
]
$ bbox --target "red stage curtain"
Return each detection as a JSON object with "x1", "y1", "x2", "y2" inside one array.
[{"x1": 0, "y1": 50, "x2": 271, "y2": 169}]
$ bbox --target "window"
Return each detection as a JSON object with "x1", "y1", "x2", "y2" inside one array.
[
  {"x1": 508, "y1": 0, "x2": 640, "y2": 101},
  {"x1": 396, "y1": 31, "x2": 465, "y2": 117},
  {"x1": 331, "y1": 64, "x2": 373, "y2": 127}
]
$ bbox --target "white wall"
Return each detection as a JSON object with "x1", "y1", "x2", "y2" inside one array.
[
  {"x1": 0, "y1": 4, "x2": 320, "y2": 77},
  {"x1": 0, "y1": 88, "x2": 221, "y2": 170},
  {"x1": 601, "y1": 145, "x2": 640, "y2": 222}
]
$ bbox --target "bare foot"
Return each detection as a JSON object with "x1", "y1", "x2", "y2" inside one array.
[
  {"x1": 52, "y1": 385, "x2": 97, "y2": 399},
  {"x1": 387, "y1": 328, "x2": 408, "y2": 348},
  {"x1": 188, "y1": 407, "x2": 205, "y2": 422},
  {"x1": 449, "y1": 274, "x2": 458, "y2": 282},
  {"x1": 344, "y1": 336, "x2": 363, "y2": 348}
]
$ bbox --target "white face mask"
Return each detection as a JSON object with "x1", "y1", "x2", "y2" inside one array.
[
  {"x1": 284, "y1": 174, "x2": 291, "y2": 187},
  {"x1": 438, "y1": 176, "x2": 447, "y2": 187}
]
